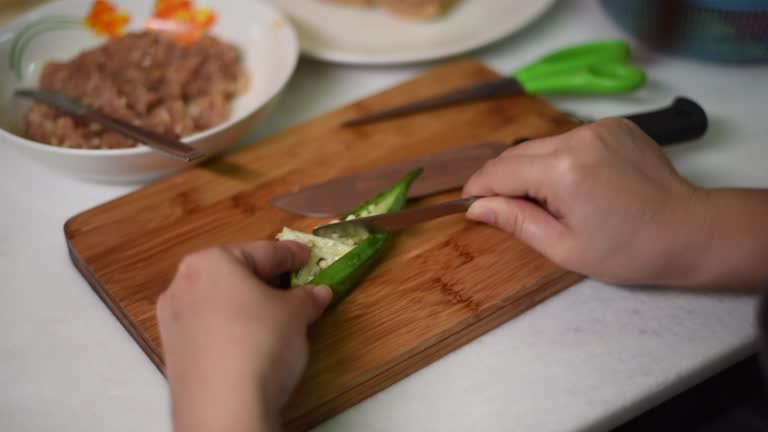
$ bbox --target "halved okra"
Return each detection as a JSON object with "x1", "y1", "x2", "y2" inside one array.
[{"x1": 276, "y1": 168, "x2": 422, "y2": 305}]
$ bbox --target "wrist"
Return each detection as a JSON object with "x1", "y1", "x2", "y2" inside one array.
[
  {"x1": 254, "y1": 376, "x2": 282, "y2": 432},
  {"x1": 167, "y1": 355, "x2": 283, "y2": 432},
  {"x1": 655, "y1": 187, "x2": 768, "y2": 290},
  {"x1": 648, "y1": 186, "x2": 717, "y2": 288}
]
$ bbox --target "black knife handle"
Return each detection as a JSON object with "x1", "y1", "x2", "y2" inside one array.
[{"x1": 623, "y1": 97, "x2": 708, "y2": 146}]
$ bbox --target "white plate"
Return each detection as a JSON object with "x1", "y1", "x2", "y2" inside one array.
[{"x1": 267, "y1": 0, "x2": 557, "y2": 65}]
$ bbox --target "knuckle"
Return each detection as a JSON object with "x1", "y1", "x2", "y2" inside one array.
[
  {"x1": 605, "y1": 117, "x2": 638, "y2": 134},
  {"x1": 595, "y1": 117, "x2": 626, "y2": 130},
  {"x1": 574, "y1": 124, "x2": 606, "y2": 154},
  {"x1": 498, "y1": 205, "x2": 524, "y2": 236},
  {"x1": 175, "y1": 248, "x2": 227, "y2": 284},
  {"x1": 581, "y1": 118, "x2": 636, "y2": 146},
  {"x1": 573, "y1": 121, "x2": 603, "y2": 143},
  {"x1": 552, "y1": 150, "x2": 577, "y2": 177},
  {"x1": 562, "y1": 123, "x2": 616, "y2": 164},
  {"x1": 175, "y1": 254, "x2": 203, "y2": 283},
  {"x1": 155, "y1": 289, "x2": 180, "y2": 322},
  {"x1": 161, "y1": 247, "x2": 234, "y2": 319},
  {"x1": 482, "y1": 157, "x2": 508, "y2": 179},
  {"x1": 573, "y1": 121, "x2": 613, "y2": 151},
  {"x1": 156, "y1": 291, "x2": 169, "y2": 314},
  {"x1": 551, "y1": 149, "x2": 590, "y2": 190},
  {"x1": 480, "y1": 157, "x2": 501, "y2": 173},
  {"x1": 499, "y1": 146, "x2": 519, "y2": 157},
  {"x1": 465, "y1": 159, "x2": 501, "y2": 193}
]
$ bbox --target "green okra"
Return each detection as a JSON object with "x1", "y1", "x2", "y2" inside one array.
[{"x1": 276, "y1": 168, "x2": 422, "y2": 305}]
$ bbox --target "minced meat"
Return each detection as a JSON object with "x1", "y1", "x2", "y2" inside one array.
[{"x1": 23, "y1": 31, "x2": 248, "y2": 149}]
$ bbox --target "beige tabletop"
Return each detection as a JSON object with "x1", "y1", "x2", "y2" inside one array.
[{"x1": 0, "y1": 0, "x2": 49, "y2": 24}]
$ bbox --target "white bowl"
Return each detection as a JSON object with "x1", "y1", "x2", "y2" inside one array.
[{"x1": 0, "y1": 0, "x2": 299, "y2": 183}]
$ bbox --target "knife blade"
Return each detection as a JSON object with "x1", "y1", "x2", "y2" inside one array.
[
  {"x1": 312, "y1": 196, "x2": 478, "y2": 238},
  {"x1": 342, "y1": 79, "x2": 525, "y2": 127},
  {"x1": 272, "y1": 139, "x2": 520, "y2": 217},
  {"x1": 271, "y1": 96, "x2": 708, "y2": 217}
]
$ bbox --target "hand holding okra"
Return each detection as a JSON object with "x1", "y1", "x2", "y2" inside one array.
[{"x1": 156, "y1": 241, "x2": 332, "y2": 432}]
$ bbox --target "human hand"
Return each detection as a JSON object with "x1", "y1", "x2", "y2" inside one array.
[
  {"x1": 157, "y1": 241, "x2": 332, "y2": 432},
  {"x1": 463, "y1": 118, "x2": 707, "y2": 287}
]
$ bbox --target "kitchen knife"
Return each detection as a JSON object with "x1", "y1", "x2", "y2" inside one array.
[
  {"x1": 272, "y1": 97, "x2": 707, "y2": 217},
  {"x1": 14, "y1": 89, "x2": 206, "y2": 162},
  {"x1": 342, "y1": 40, "x2": 646, "y2": 127},
  {"x1": 312, "y1": 196, "x2": 478, "y2": 238}
]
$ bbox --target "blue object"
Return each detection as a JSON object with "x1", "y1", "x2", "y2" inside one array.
[{"x1": 599, "y1": 0, "x2": 768, "y2": 62}]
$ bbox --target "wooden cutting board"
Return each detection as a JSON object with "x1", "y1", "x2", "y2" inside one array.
[{"x1": 65, "y1": 58, "x2": 584, "y2": 431}]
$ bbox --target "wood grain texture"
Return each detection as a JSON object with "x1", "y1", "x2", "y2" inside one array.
[{"x1": 65, "y1": 58, "x2": 583, "y2": 430}]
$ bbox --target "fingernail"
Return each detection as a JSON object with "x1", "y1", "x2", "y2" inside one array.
[
  {"x1": 466, "y1": 202, "x2": 496, "y2": 225},
  {"x1": 310, "y1": 285, "x2": 333, "y2": 307}
]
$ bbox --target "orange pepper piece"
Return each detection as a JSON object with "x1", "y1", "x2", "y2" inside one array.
[
  {"x1": 146, "y1": 0, "x2": 216, "y2": 44},
  {"x1": 84, "y1": 0, "x2": 130, "y2": 37},
  {"x1": 154, "y1": 0, "x2": 192, "y2": 19}
]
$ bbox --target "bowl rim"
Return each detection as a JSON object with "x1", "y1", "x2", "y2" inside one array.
[{"x1": 0, "y1": 0, "x2": 300, "y2": 157}]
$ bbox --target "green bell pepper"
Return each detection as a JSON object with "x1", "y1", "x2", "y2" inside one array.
[{"x1": 276, "y1": 168, "x2": 422, "y2": 305}]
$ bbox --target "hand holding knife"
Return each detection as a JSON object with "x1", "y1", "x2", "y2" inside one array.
[
  {"x1": 311, "y1": 96, "x2": 708, "y2": 238},
  {"x1": 274, "y1": 97, "x2": 708, "y2": 219}
]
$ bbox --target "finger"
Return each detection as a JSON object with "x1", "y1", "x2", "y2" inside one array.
[
  {"x1": 226, "y1": 240, "x2": 310, "y2": 280},
  {"x1": 155, "y1": 291, "x2": 172, "y2": 329},
  {"x1": 463, "y1": 154, "x2": 553, "y2": 198},
  {"x1": 466, "y1": 196, "x2": 568, "y2": 258},
  {"x1": 286, "y1": 285, "x2": 333, "y2": 325}
]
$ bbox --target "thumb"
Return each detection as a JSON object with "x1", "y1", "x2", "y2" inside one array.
[
  {"x1": 466, "y1": 196, "x2": 567, "y2": 256},
  {"x1": 287, "y1": 285, "x2": 333, "y2": 325}
]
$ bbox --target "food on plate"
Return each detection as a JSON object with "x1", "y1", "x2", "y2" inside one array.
[
  {"x1": 23, "y1": 30, "x2": 247, "y2": 150},
  {"x1": 326, "y1": 0, "x2": 374, "y2": 5},
  {"x1": 379, "y1": 0, "x2": 456, "y2": 19},
  {"x1": 323, "y1": 0, "x2": 457, "y2": 19},
  {"x1": 276, "y1": 169, "x2": 422, "y2": 305}
]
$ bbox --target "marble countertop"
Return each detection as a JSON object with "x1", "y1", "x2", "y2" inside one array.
[{"x1": 2, "y1": 1, "x2": 767, "y2": 431}]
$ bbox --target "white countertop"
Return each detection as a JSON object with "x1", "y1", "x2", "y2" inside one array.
[{"x1": 2, "y1": 1, "x2": 767, "y2": 431}]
